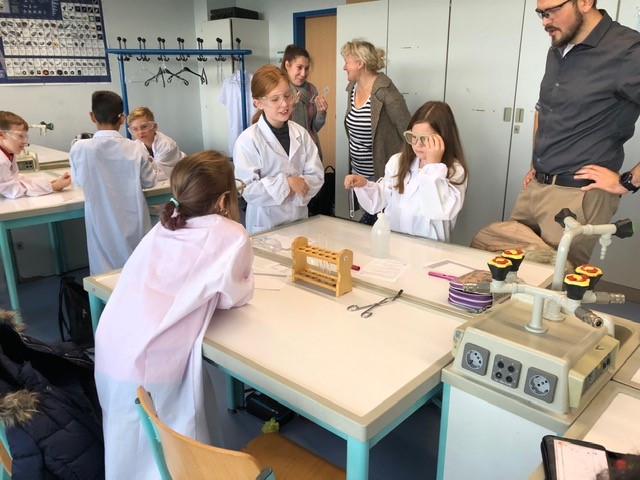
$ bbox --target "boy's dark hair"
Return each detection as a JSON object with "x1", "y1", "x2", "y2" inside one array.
[
  {"x1": 0, "y1": 111, "x2": 28, "y2": 131},
  {"x1": 91, "y1": 91, "x2": 124, "y2": 125}
]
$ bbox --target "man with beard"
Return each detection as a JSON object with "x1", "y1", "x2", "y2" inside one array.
[{"x1": 510, "y1": 0, "x2": 640, "y2": 267}]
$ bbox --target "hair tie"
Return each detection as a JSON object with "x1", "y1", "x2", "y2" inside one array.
[{"x1": 170, "y1": 197, "x2": 179, "y2": 207}]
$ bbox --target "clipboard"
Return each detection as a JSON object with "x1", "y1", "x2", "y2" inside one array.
[{"x1": 541, "y1": 435, "x2": 640, "y2": 480}]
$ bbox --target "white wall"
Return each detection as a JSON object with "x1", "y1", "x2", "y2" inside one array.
[{"x1": 1, "y1": 0, "x2": 205, "y2": 155}]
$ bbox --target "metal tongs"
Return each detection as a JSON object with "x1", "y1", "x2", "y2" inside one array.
[{"x1": 347, "y1": 289, "x2": 403, "y2": 318}]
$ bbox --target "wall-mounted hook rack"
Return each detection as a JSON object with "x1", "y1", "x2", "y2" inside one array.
[
  {"x1": 176, "y1": 37, "x2": 190, "y2": 62},
  {"x1": 156, "y1": 37, "x2": 169, "y2": 62},
  {"x1": 196, "y1": 37, "x2": 207, "y2": 62},
  {"x1": 136, "y1": 37, "x2": 150, "y2": 61},
  {"x1": 214, "y1": 37, "x2": 226, "y2": 62}
]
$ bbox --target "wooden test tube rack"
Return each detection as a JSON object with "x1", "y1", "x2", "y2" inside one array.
[{"x1": 291, "y1": 236, "x2": 353, "y2": 297}]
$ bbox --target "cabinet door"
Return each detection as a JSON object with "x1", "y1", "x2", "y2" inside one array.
[
  {"x1": 335, "y1": 0, "x2": 389, "y2": 218},
  {"x1": 590, "y1": 0, "x2": 640, "y2": 290},
  {"x1": 503, "y1": 0, "x2": 553, "y2": 219},
  {"x1": 445, "y1": 0, "x2": 527, "y2": 245},
  {"x1": 386, "y1": 0, "x2": 449, "y2": 113}
]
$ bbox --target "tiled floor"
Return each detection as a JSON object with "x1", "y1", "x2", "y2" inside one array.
[{"x1": 4, "y1": 269, "x2": 640, "y2": 479}]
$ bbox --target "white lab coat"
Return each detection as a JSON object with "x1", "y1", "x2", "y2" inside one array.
[
  {"x1": 95, "y1": 214, "x2": 254, "y2": 480},
  {"x1": 355, "y1": 153, "x2": 467, "y2": 241},
  {"x1": 234, "y1": 116, "x2": 324, "y2": 234},
  {"x1": 70, "y1": 130, "x2": 156, "y2": 275},
  {"x1": 135, "y1": 131, "x2": 185, "y2": 181},
  {"x1": 0, "y1": 149, "x2": 53, "y2": 198}
]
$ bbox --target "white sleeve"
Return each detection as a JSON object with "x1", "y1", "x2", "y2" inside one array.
[
  {"x1": 0, "y1": 161, "x2": 53, "y2": 199},
  {"x1": 217, "y1": 230, "x2": 254, "y2": 310},
  {"x1": 136, "y1": 144, "x2": 157, "y2": 189},
  {"x1": 417, "y1": 162, "x2": 467, "y2": 220},
  {"x1": 292, "y1": 131, "x2": 324, "y2": 207},
  {"x1": 233, "y1": 131, "x2": 291, "y2": 207},
  {"x1": 353, "y1": 154, "x2": 397, "y2": 214}
]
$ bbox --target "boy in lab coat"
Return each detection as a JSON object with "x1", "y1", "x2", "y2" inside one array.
[
  {"x1": 127, "y1": 106, "x2": 185, "y2": 181},
  {"x1": 0, "y1": 111, "x2": 71, "y2": 198},
  {"x1": 70, "y1": 91, "x2": 156, "y2": 275}
]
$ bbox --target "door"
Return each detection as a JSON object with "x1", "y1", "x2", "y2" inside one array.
[{"x1": 305, "y1": 14, "x2": 337, "y2": 169}]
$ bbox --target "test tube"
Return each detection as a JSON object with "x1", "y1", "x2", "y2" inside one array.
[{"x1": 348, "y1": 186, "x2": 355, "y2": 219}]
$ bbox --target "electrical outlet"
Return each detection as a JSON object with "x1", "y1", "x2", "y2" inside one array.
[
  {"x1": 491, "y1": 355, "x2": 522, "y2": 389},
  {"x1": 524, "y1": 367, "x2": 558, "y2": 404},
  {"x1": 461, "y1": 343, "x2": 490, "y2": 376}
]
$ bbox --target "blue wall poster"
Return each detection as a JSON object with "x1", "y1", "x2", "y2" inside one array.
[{"x1": 0, "y1": 0, "x2": 110, "y2": 84}]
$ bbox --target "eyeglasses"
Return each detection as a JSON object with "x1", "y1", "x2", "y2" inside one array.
[
  {"x1": 2, "y1": 130, "x2": 29, "y2": 142},
  {"x1": 535, "y1": 0, "x2": 573, "y2": 19},
  {"x1": 128, "y1": 121, "x2": 156, "y2": 134},
  {"x1": 403, "y1": 130, "x2": 437, "y2": 147},
  {"x1": 261, "y1": 87, "x2": 296, "y2": 107}
]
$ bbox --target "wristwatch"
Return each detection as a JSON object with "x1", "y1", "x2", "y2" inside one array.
[{"x1": 619, "y1": 171, "x2": 639, "y2": 193}]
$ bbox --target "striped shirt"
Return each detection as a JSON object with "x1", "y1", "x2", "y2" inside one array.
[{"x1": 346, "y1": 88, "x2": 374, "y2": 177}]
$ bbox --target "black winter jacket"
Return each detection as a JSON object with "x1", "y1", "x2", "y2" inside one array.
[{"x1": 0, "y1": 311, "x2": 104, "y2": 479}]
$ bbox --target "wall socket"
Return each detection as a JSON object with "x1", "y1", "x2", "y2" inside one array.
[
  {"x1": 491, "y1": 355, "x2": 522, "y2": 389},
  {"x1": 461, "y1": 343, "x2": 490, "y2": 376}
]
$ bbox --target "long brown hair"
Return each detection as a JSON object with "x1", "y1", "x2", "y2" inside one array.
[
  {"x1": 160, "y1": 151, "x2": 238, "y2": 230},
  {"x1": 394, "y1": 101, "x2": 468, "y2": 194},
  {"x1": 250, "y1": 64, "x2": 290, "y2": 124}
]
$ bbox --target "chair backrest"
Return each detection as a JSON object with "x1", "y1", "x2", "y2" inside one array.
[
  {"x1": 136, "y1": 386, "x2": 264, "y2": 480},
  {"x1": 0, "y1": 423, "x2": 12, "y2": 479}
]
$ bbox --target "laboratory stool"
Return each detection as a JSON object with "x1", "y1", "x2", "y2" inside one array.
[{"x1": 136, "y1": 386, "x2": 345, "y2": 480}]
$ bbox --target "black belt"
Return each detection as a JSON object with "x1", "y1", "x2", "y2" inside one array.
[{"x1": 534, "y1": 172, "x2": 593, "y2": 188}]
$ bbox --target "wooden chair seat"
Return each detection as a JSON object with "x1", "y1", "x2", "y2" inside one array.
[{"x1": 136, "y1": 386, "x2": 345, "y2": 480}]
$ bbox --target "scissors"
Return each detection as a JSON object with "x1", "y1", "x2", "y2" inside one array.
[{"x1": 347, "y1": 289, "x2": 403, "y2": 318}]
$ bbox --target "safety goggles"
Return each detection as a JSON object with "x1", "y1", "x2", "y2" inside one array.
[
  {"x1": 128, "y1": 121, "x2": 156, "y2": 134},
  {"x1": 403, "y1": 130, "x2": 437, "y2": 147},
  {"x1": 2, "y1": 130, "x2": 29, "y2": 142}
]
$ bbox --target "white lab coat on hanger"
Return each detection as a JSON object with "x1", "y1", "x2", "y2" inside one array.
[
  {"x1": 95, "y1": 214, "x2": 254, "y2": 480},
  {"x1": 355, "y1": 153, "x2": 467, "y2": 241},
  {"x1": 233, "y1": 115, "x2": 324, "y2": 234},
  {"x1": 135, "y1": 131, "x2": 185, "y2": 181},
  {"x1": 0, "y1": 149, "x2": 53, "y2": 198},
  {"x1": 70, "y1": 130, "x2": 156, "y2": 274}
]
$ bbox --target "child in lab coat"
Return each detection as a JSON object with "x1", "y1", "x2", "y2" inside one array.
[
  {"x1": 127, "y1": 106, "x2": 185, "y2": 181},
  {"x1": 69, "y1": 91, "x2": 157, "y2": 275},
  {"x1": 0, "y1": 111, "x2": 71, "y2": 199},
  {"x1": 94, "y1": 151, "x2": 254, "y2": 480},
  {"x1": 234, "y1": 64, "x2": 324, "y2": 234},
  {"x1": 344, "y1": 101, "x2": 468, "y2": 241}
]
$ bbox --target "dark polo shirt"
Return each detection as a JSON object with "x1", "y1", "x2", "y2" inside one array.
[{"x1": 533, "y1": 11, "x2": 640, "y2": 176}]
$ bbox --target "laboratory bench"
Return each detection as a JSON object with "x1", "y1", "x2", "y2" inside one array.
[
  {"x1": 529, "y1": 381, "x2": 640, "y2": 480},
  {"x1": 83, "y1": 255, "x2": 465, "y2": 480},
  {"x1": 437, "y1": 294, "x2": 640, "y2": 480},
  {"x1": 83, "y1": 216, "x2": 635, "y2": 480},
  {"x1": 251, "y1": 215, "x2": 554, "y2": 317},
  {"x1": 16, "y1": 144, "x2": 70, "y2": 171},
  {"x1": 0, "y1": 168, "x2": 171, "y2": 311}
]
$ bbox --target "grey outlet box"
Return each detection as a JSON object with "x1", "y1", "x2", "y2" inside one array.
[
  {"x1": 491, "y1": 355, "x2": 522, "y2": 389},
  {"x1": 461, "y1": 343, "x2": 490, "y2": 376},
  {"x1": 524, "y1": 367, "x2": 558, "y2": 404}
]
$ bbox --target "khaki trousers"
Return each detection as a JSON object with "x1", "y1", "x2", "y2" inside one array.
[{"x1": 509, "y1": 180, "x2": 621, "y2": 267}]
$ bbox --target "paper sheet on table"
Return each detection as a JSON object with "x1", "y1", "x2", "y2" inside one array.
[
  {"x1": 358, "y1": 258, "x2": 408, "y2": 283},
  {"x1": 423, "y1": 259, "x2": 474, "y2": 278},
  {"x1": 252, "y1": 260, "x2": 290, "y2": 276},
  {"x1": 631, "y1": 367, "x2": 640, "y2": 385},
  {"x1": 553, "y1": 439, "x2": 609, "y2": 480},
  {"x1": 254, "y1": 274, "x2": 287, "y2": 291},
  {"x1": 584, "y1": 393, "x2": 640, "y2": 453}
]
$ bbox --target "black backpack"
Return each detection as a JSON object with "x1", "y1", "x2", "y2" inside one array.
[{"x1": 58, "y1": 275, "x2": 94, "y2": 348}]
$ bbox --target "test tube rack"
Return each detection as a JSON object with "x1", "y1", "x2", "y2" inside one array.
[{"x1": 291, "y1": 236, "x2": 353, "y2": 297}]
